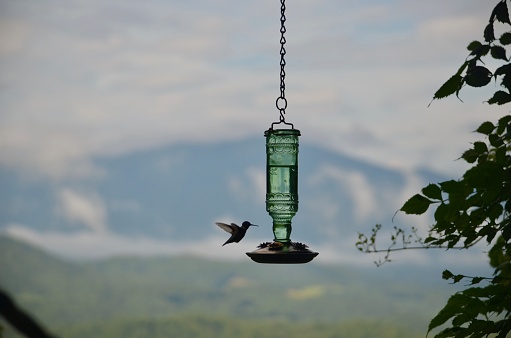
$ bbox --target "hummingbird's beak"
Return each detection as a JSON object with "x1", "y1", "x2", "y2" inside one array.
[{"x1": 252, "y1": 224, "x2": 259, "y2": 227}]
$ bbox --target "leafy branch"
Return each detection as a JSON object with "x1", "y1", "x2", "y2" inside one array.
[
  {"x1": 430, "y1": 0, "x2": 511, "y2": 106},
  {"x1": 358, "y1": 1, "x2": 511, "y2": 337},
  {"x1": 356, "y1": 224, "x2": 469, "y2": 267}
]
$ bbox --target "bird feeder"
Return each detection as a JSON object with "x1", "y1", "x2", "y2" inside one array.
[
  {"x1": 246, "y1": 0, "x2": 318, "y2": 263},
  {"x1": 246, "y1": 127, "x2": 318, "y2": 264}
]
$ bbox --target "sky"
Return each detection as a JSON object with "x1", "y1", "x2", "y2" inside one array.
[{"x1": 0, "y1": 0, "x2": 507, "y2": 266}]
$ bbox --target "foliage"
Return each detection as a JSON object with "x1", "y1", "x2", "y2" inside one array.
[{"x1": 357, "y1": 1, "x2": 511, "y2": 337}]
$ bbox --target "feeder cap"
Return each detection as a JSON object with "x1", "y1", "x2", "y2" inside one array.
[{"x1": 265, "y1": 129, "x2": 301, "y2": 137}]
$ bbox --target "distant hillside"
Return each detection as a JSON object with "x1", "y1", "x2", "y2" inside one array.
[
  {"x1": 60, "y1": 316, "x2": 424, "y2": 338},
  {"x1": 0, "y1": 236, "x2": 457, "y2": 338}
]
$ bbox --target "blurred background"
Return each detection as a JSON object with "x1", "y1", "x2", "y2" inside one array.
[{"x1": 0, "y1": 0, "x2": 505, "y2": 337}]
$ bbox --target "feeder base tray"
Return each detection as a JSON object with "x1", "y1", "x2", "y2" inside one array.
[{"x1": 246, "y1": 243, "x2": 318, "y2": 264}]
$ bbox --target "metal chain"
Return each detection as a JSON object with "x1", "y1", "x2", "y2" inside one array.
[{"x1": 273, "y1": 0, "x2": 293, "y2": 129}]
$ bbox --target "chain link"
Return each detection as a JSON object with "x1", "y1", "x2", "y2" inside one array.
[{"x1": 273, "y1": 0, "x2": 293, "y2": 129}]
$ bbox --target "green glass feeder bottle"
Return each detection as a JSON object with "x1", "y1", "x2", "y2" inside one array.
[
  {"x1": 246, "y1": 128, "x2": 318, "y2": 264},
  {"x1": 265, "y1": 128, "x2": 300, "y2": 243}
]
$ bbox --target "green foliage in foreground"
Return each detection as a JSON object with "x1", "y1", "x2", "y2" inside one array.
[{"x1": 358, "y1": 1, "x2": 511, "y2": 337}]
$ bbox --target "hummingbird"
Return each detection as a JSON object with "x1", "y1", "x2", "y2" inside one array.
[{"x1": 216, "y1": 221, "x2": 258, "y2": 246}]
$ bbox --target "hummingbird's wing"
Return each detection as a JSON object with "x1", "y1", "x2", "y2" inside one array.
[{"x1": 216, "y1": 222, "x2": 237, "y2": 234}]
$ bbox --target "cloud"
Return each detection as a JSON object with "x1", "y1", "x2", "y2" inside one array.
[
  {"x1": 228, "y1": 167, "x2": 266, "y2": 205},
  {"x1": 0, "y1": 0, "x2": 504, "y2": 182},
  {"x1": 308, "y1": 164, "x2": 378, "y2": 222},
  {"x1": 55, "y1": 188, "x2": 107, "y2": 233},
  {"x1": 0, "y1": 19, "x2": 33, "y2": 55}
]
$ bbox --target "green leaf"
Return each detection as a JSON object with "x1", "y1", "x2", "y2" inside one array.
[
  {"x1": 446, "y1": 235, "x2": 461, "y2": 248},
  {"x1": 487, "y1": 90, "x2": 511, "y2": 105},
  {"x1": 428, "y1": 294, "x2": 468, "y2": 332},
  {"x1": 491, "y1": 45, "x2": 508, "y2": 61},
  {"x1": 434, "y1": 203, "x2": 450, "y2": 222},
  {"x1": 435, "y1": 327, "x2": 465, "y2": 338},
  {"x1": 499, "y1": 114, "x2": 511, "y2": 124},
  {"x1": 471, "y1": 44, "x2": 491, "y2": 59},
  {"x1": 470, "y1": 277, "x2": 485, "y2": 285},
  {"x1": 485, "y1": 23, "x2": 495, "y2": 42},
  {"x1": 489, "y1": 237, "x2": 507, "y2": 269},
  {"x1": 488, "y1": 203, "x2": 504, "y2": 221},
  {"x1": 496, "y1": 323, "x2": 511, "y2": 338},
  {"x1": 498, "y1": 115, "x2": 511, "y2": 131},
  {"x1": 467, "y1": 40, "x2": 483, "y2": 51},
  {"x1": 465, "y1": 161, "x2": 504, "y2": 191},
  {"x1": 442, "y1": 269, "x2": 454, "y2": 280},
  {"x1": 469, "y1": 207, "x2": 487, "y2": 228},
  {"x1": 424, "y1": 236, "x2": 439, "y2": 245},
  {"x1": 465, "y1": 66, "x2": 492, "y2": 87},
  {"x1": 476, "y1": 121, "x2": 495, "y2": 135},
  {"x1": 461, "y1": 149, "x2": 479, "y2": 163},
  {"x1": 432, "y1": 74, "x2": 464, "y2": 101},
  {"x1": 452, "y1": 274, "x2": 464, "y2": 283},
  {"x1": 462, "y1": 286, "x2": 494, "y2": 298},
  {"x1": 494, "y1": 144, "x2": 507, "y2": 162},
  {"x1": 439, "y1": 180, "x2": 462, "y2": 194},
  {"x1": 463, "y1": 231, "x2": 479, "y2": 248},
  {"x1": 486, "y1": 226, "x2": 498, "y2": 244},
  {"x1": 494, "y1": 0, "x2": 511, "y2": 25},
  {"x1": 468, "y1": 320, "x2": 493, "y2": 337},
  {"x1": 422, "y1": 183, "x2": 442, "y2": 200},
  {"x1": 500, "y1": 32, "x2": 511, "y2": 45},
  {"x1": 400, "y1": 194, "x2": 432, "y2": 215},
  {"x1": 491, "y1": 276, "x2": 503, "y2": 284},
  {"x1": 501, "y1": 72, "x2": 511, "y2": 91},
  {"x1": 505, "y1": 199, "x2": 511, "y2": 213},
  {"x1": 473, "y1": 141, "x2": 488, "y2": 154},
  {"x1": 490, "y1": 2, "x2": 499, "y2": 22},
  {"x1": 493, "y1": 63, "x2": 511, "y2": 78},
  {"x1": 452, "y1": 313, "x2": 472, "y2": 327},
  {"x1": 489, "y1": 133, "x2": 505, "y2": 147}
]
